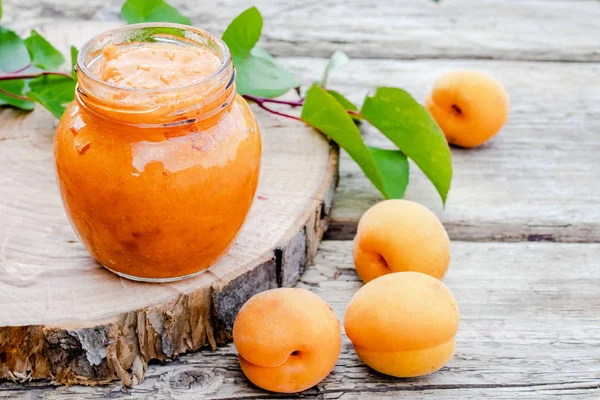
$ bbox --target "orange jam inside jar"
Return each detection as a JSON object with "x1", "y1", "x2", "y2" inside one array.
[{"x1": 54, "y1": 24, "x2": 261, "y2": 282}]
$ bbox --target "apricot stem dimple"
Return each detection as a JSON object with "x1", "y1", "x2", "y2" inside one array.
[
  {"x1": 451, "y1": 104, "x2": 463, "y2": 116},
  {"x1": 377, "y1": 254, "x2": 391, "y2": 273},
  {"x1": 290, "y1": 350, "x2": 300, "y2": 357},
  {"x1": 354, "y1": 200, "x2": 450, "y2": 282}
]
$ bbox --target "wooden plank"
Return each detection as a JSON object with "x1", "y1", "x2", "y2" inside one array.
[
  {"x1": 7, "y1": 21, "x2": 599, "y2": 243},
  {"x1": 1, "y1": 240, "x2": 599, "y2": 398},
  {"x1": 1, "y1": 381, "x2": 598, "y2": 400},
  {"x1": 2, "y1": 0, "x2": 599, "y2": 62},
  {"x1": 272, "y1": 57, "x2": 600, "y2": 242},
  {"x1": 0, "y1": 24, "x2": 338, "y2": 385}
]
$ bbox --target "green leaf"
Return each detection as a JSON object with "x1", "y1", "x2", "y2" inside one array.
[
  {"x1": 301, "y1": 84, "x2": 409, "y2": 199},
  {"x1": 121, "y1": 0, "x2": 191, "y2": 25},
  {"x1": 361, "y1": 87, "x2": 452, "y2": 203},
  {"x1": 328, "y1": 89, "x2": 357, "y2": 111},
  {"x1": 222, "y1": 7, "x2": 299, "y2": 98},
  {"x1": 328, "y1": 89, "x2": 360, "y2": 123},
  {"x1": 24, "y1": 30, "x2": 65, "y2": 70},
  {"x1": 0, "y1": 26, "x2": 30, "y2": 72},
  {"x1": 27, "y1": 75, "x2": 76, "y2": 119},
  {"x1": 235, "y1": 54, "x2": 300, "y2": 98},
  {"x1": 368, "y1": 147, "x2": 409, "y2": 199},
  {"x1": 222, "y1": 6, "x2": 262, "y2": 62},
  {"x1": 250, "y1": 45, "x2": 275, "y2": 62},
  {"x1": 70, "y1": 45, "x2": 79, "y2": 79},
  {"x1": 0, "y1": 79, "x2": 35, "y2": 110},
  {"x1": 0, "y1": 0, "x2": 3, "y2": 20},
  {"x1": 321, "y1": 51, "x2": 348, "y2": 87}
]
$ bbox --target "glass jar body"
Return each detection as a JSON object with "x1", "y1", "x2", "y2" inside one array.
[{"x1": 55, "y1": 94, "x2": 260, "y2": 281}]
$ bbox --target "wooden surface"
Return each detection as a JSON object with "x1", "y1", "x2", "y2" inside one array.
[
  {"x1": 1, "y1": 0, "x2": 599, "y2": 398},
  {"x1": 0, "y1": 23, "x2": 338, "y2": 385},
  {"x1": 3, "y1": 0, "x2": 600, "y2": 61},
  {"x1": 2, "y1": 241, "x2": 600, "y2": 399},
  {"x1": 4, "y1": 2, "x2": 600, "y2": 244}
]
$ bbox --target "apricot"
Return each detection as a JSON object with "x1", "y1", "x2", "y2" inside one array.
[
  {"x1": 425, "y1": 70, "x2": 509, "y2": 148},
  {"x1": 353, "y1": 199, "x2": 450, "y2": 283},
  {"x1": 345, "y1": 272, "x2": 459, "y2": 377},
  {"x1": 232, "y1": 288, "x2": 341, "y2": 393}
]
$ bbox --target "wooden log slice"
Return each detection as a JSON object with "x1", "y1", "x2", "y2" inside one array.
[{"x1": 0, "y1": 22, "x2": 338, "y2": 386}]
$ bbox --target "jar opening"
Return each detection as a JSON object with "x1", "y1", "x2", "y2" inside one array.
[
  {"x1": 77, "y1": 23, "x2": 231, "y2": 93},
  {"x1": 75, "y1": 23, "x2": 235, "y2": 126}
]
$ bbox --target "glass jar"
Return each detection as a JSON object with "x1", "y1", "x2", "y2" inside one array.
[{"x1": 54, "y1": 23, "x2": 261, "y2": 282}]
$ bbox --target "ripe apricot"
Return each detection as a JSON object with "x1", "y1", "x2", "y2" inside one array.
[
  {"x1": 345, "y1": 272, "x2": 460, "y2": 377},
  {"x1": 233, "y1": 288, "x2": 341, "y2": 393},
  {"x1": 353, "y1": 199, "x2": 450, "y2": 283},
  {"x1": 425, "y1": 70, "x2": 509, "y2": 148}
]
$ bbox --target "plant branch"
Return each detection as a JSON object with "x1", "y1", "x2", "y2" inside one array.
[
  {"x1": 0, "y1": 71, "x2": 73, "y2": 82},
  {"x1": 347, "y1": 109, "x2": 363, "y2": 119},
  {"x1": 0, "y1": 88, "x2": 30, "y2": 102},
  {"x1": 254, "y1": 101, "x2": 301, "y2": 121},
  {"x1": 243, "y1": 94, "x2": 302, "y2": 121},
  {"x1": 243, "y1": 94, "x2": 304, "y2": 107},
  {"x1": 10, "y1": 64, "x2": 33, "y2": 74},
  {"x1": 244, "y1": 93, "x2": 360, "y2": 122}
]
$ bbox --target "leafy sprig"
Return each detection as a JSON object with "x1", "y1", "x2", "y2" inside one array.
[
  {"x1": 222, "y1": 7, "x2": 300, "y2": 98},
  {"x1": 219, "y1": 5, "x2": 451, "y2": 203},
  {"x1": 0, "y1": 3, "x2": 77, "y2": 118},
  {"x1": 0, "y1": 0, "x2": 452, "y2": 204}
]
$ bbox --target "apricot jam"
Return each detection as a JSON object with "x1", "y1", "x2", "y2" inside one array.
[{"x1": 54, "y1": 24, "x2": 261, "y2": 281}]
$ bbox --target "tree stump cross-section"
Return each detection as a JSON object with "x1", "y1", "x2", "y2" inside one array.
[{"x1": 0, "y1": 70, "x2": 338, "y2": 385}]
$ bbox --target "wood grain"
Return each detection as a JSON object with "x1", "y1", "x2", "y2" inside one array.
[
  {"x1": 2, "y1": 0, "x2": 599, "y2": 62},
  {"x1": 0, "y1": 21, "x2": 339, "y2": 385},
  {"x1": 5, "y1": 8, "x2": 600, "y2": 244},
  {"x1": 2, "y1": 240, "x2": 599, "y2": 398},
  {"x1": 9, "y1": 20, "x2": 600, "y2": 243},
  {"x1": 0, "y1": 1, "x2": 598, "y2": 397}
]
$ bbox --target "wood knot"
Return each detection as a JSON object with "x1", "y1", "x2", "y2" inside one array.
[
  {"x1": 527, "y1": 233, "x2": 555, "y2": 242},
  {"x1": 169, "y1": 370, "x2": 211, "y2": 390}
]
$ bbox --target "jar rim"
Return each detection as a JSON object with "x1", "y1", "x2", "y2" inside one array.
[{"x1": 76, "y1": 22, "x2": 232, "y2": 95}]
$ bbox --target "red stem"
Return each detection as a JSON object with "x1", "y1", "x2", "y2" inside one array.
[
  {"x1": 10, "y1": 64, "x2": 32, "y2": 74},
  {"x1": 254, "y1": 101, "x2": 301, "y2": 121},
  {"x1": 243, "y1": 94, "x2": 359, "y2": 122},
  {"x1": 0, "y1": 71, "x2": 72, "y2": 81},
  {"x1": 347, "y1": 109, "x2": 362, "y2": 118},
  {"x1": 243, "y1": 94, "x2": 304, "y2": 107},
  {"x1": 0, "y1": 88, "x2": 30, "y2": 102},
  {"x1": 243, "y1": 94, "x2": 302, "y2": 121}
]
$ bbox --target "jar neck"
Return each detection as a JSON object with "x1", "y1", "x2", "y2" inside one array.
[{"x1": 75, "y1": 23, "x2": 235, "y2": 128}]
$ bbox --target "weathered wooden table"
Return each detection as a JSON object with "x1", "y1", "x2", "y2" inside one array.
[{"x1": 2, "y1": 0, "x2": 600, "y2": 398}]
